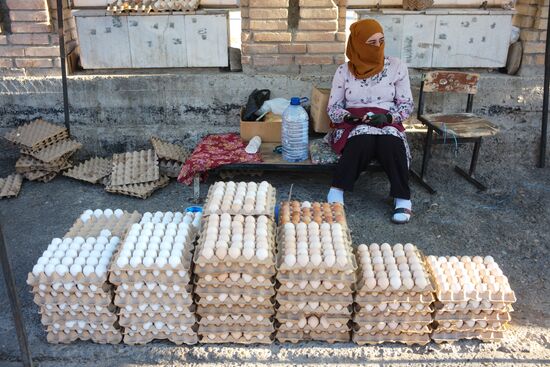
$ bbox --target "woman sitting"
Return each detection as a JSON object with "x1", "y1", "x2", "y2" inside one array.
[{"x1": 326, "y1": 19, "x2": 414, "y2": 224}]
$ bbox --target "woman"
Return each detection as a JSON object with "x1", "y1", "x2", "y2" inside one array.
[{"x1": 326, "y1": 19, "x2": 414, "y2": 224}]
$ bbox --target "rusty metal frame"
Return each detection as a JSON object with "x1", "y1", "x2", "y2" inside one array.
[{"x1": 540, "y1": 3, "x2": 550, "y2": 168}]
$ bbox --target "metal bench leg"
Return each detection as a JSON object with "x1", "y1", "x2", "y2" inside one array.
[
  {"x1": 411, "y1": 126, "x2": 437, "y2": 194},
  {"x1": 454, "y1": 138, "x2": 487, "y2": 191},
  {"x1": 0, "y1": 223, "x2": 33, "y2": 367},
  {"x1": 189, "y1": 174, "x2": 202, "y2": 203}
]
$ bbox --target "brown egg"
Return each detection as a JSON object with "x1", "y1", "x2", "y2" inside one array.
[
  {"x1": 291, "y1": 214, "x2": 300, "y2": 224},
  {"x1": 312, "y1": 202, "x2": 321, "y2": 209},
  {"x1": 303, "y1": 217, "x2": 311, "y2": 224}
]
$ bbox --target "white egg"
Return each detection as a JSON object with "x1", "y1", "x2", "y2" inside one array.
[
  {"x1": 284, "y1": 254, "x2": 296, "y2": 267},
  {"x1": 93, "y1": 209, "x2": 103, "y2": 218},
  {"x1": 83, "y1": 265, "x2": 94, "y2": 277},
  {"x1": 143, "y1": 256, "x2": 154, "y2": 267},
  {"x1": 202, "y1": 247, "x2": 214, "y2": 259},
  {"x1": 256, "y1": 248, "x2": 268, "y2": 261},
  {"x1": 44, "y1": 263, "x2": 56, "y2": 276},
  {"x1": 155, "y1": 257, "x2": 167, "y2": 267},
  {"x1": 228, "y1": 247, "x2": 241, "y2": 259},
  {"x1": 32, "y1": 264, "x2": 44, "y2": 275},
  {"x1": 129, "y1": 257, "x2": 142, "y2": 268},
  {"x1": 390, "y1": 276, "x2": 402, "y2": 290},
  {"x1": 242, "y1": 247, "x2": 254, "y2": 260},
  {"x1": 168, "y1": 256, "x2": 181, "y2": 268},
  {"x1": 377, "y1": 277, "x2": 389, "y2": 290},
  {"x1": 95, "y1": 265, "x2": 107, "y2": 276},
  {"x1": 215, "y1": 247, "x2": 227, "y2": 260}
]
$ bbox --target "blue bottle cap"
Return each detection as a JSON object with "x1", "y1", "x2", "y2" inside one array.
[{"x1": 290, "y1": 97, "x2": 301, "y2": 105}]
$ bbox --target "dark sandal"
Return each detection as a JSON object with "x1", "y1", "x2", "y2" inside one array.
[{"x1": 391, "y1": 208, "x2": 412, "y2": 224}]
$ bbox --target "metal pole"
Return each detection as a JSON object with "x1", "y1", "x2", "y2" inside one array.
[
  {"x1": 0, "y1": 223, "x2": 33, "y2": 367},
  {"x1": 56, "y1": 0, "x2": 71, "y2": 134},
  {"x1": 539, "y1": 2, "x2": 550, "y2": 168}
]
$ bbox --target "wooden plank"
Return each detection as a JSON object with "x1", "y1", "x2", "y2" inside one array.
[
  {"x1": 422, "y1": 71, "x2": 479, "y2": 94},
  {"x1": 76, "y1": 15, "x2": 132, "y2": 69},
  {"x1": 422, "y1": 113, "x2": 499, "y2": 137},
  {"x1": 185, "y1": 14, "x2": 229, "y2": 67},
  {"x1": 127, "y1": 15, "x2": 188, "y2": 68}
]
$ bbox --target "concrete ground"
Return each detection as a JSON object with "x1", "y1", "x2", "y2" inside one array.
[{"x1": 0, "y1": 145, "x2": 549, "y2": 366}]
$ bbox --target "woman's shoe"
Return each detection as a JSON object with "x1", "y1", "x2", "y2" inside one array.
[{"x1": 391, "y1": 207, "x2": 412, "y2": 224}]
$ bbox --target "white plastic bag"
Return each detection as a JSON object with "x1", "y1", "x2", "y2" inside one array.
[{"x1": 257, "y1": 98, "x2": 290, "y2": 117}]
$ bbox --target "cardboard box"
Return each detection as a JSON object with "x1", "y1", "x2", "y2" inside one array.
[
  {"x1": 240, "y1": 109, "x2": 282, "y2": 143},
  {"x1": 310, "y1": 87, "x2": 332, "y2": 133}
]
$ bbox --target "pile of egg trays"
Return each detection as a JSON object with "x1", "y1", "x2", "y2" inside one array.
[
  {"x1": 353, "y1": 243, "x2": 435, "y2": 345},
  {"x1": 194, "y1": 181, "x2": 277, "y2": 344},
  {"x1": 27, "y1": 229, "x2": 123, "y2": 344},
  {"x1": 110, "y1": 211, "x2": 201, "y2": 345},
  {"x1": 426, "y1": 256, "x2": 516, "y2": 343},
  {"x1": 275, "y1": 213, "x2": 356, "y2": 343}
]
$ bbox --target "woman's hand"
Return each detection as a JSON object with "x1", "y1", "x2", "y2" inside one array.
[{"x1": 364, "y1": 113, "x2": 393, "y2": 126}]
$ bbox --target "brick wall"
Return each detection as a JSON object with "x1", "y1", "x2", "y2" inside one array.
[
  {"x1": 514, "y1": 0, "x2": 548, "y2": 66},
  {"x1": 241, "y1": 0, "x2": 347, "y2": 74},
  {"x1": 0, "y1": 0, "x2": 75, "y2": 76}
]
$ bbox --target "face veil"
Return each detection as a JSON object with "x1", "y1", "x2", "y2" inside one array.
[{"x1": 346, "y1": 19, "x2": 385, "y2": 79}]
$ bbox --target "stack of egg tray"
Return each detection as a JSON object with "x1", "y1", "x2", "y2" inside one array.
[
  {"x1": 110, "y1": 211, "x2": 202, "y2": 345},
  {"x1": 193, "y1": 213, "x2": 276, "y2": 344},
  {"x1": 353, "y1": 243, "x2": 435, "y2": 346},
  {"x1": 64, "y1": 209, "x2": 142, "y2": 238},
  {"x1": 275, "y1": 221, "x2": 356, "y2": 343},
  {"x1": 426, "y1": 255, "x2": 516, "y2": 343},
  {"x1": 27, "y1": 232, "x2": 123, "y2": 344},
  {"x1": 203, "y1": 181, "x2": 276, "y2": 217},
  {"x1": 278, "y1": 201, "x2": 347, "y2": 228}
]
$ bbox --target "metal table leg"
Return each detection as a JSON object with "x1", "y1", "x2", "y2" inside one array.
[
  {"x1": 410, "y1": 126, "x2": 437, "y2": 194},
  {"x1": 454, "y1": 138, "x2": 487, "y2": 191},
  {"x1": 190, "y1": 174, "x2": 201, "y2": 203},
  {"x1": 0, "y1": 223, "x2": 33, "y2": 367}
]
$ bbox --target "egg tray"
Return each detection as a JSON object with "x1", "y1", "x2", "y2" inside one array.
[
  {"x1": 114, "y1": 292, "x2": 192, "y2": 307},
  {"x1": 198, "y1": 315, "x2": 273, "y2": 327},
  {"x1": 48, "y1": 321, "x2": 119, "y2": 333},
  {"x1": 200, "y1": 332, "x2": 273, "y2": 344},
  {"x1": 277, "y1": 288, "x2": 353, "y2": 298},
  {"x1": 40, "y1": 305, "x2": 116, "y2": 318},
  {"x1": 202, "y1": 184, "x2": 277, "y2": 217},
  {"x1": 32, "y1": 287, "x2": 113, "y2": 300},
  {"x1": 353, "y1": 311, "x2": 432, "y2": 324},
  {"x1": 434, "y1": 320, "x2": 508, "y2": 333},
  {"x1": 118, "y1": 282, "x2": 193, "y2": 294},
  {"x1": 276, "y1": 269, "x2": 357, "y2": 284},
  {"x1": 124, "y1": 321, "x2": 197, "y2": 334},
  {"x1": 354, "y1": 301, "x2": 434, "y2": 314},
  {"x1": 41, "y1": 311, "x2": 117, "y2": 326},
  {"x1": 278, "y1": 201, "x2": 347, "y2": 227},
  {"x1": 119, "y1": 305, "x2": 195, "y2": 318},
  {"x1": 198, "y1": 322, "x2": 275, "y2": 335},
  {"x1": 33, "y1": 292, "x2": 112, "y2": 308},
  {"x1": 109, "y1": 268, "x2": 191, "y2": 285},
  {"x1": 356, "y1": 264, "x2": 434, "y2": 295},
  {"x1": 42, "y1": 303, "x2": 116, "y2": 314},
  {"x1": 276, "y1": 223, "x2": 354, "y2": 251},
  {"x1": 115, "y1": 289, "x2": 194, "y2": 301},
  {"x1": 354, "y1": 322, "x2": 431, "y2": 335},
  {"x1": 46, "y1": 329, "x2": 122, "y2": 344},
  {"x1": 197, "y1": 304, "x2": 274, "y2": 316},
  {"x1": 109, "y1": 249, "x2": 194, "y2": 280},
  {"x1": 355, "y1": 289, "x2": 435, "y2": 302},
  {"x1": 159, "y1": 159, "x2": 182, "y2": 178},
  {"x1": 24, "y1": 170, "x2": 58, "y2": 182},
  {"x1": 63, "y1": 157, "x2": 113, "y2": 184},
  {"x1": 352, "y1": 331, "x2": 430, "y2": 346},
  {"x1": 27, "y1": 268, "x2": 112, "y2": 287},
  {"x1": 195, "y1": 294, "x2": 274, "y2": 308},
  {"x1": 276, "y1": 312, "x2": 350, "y2": 325},
  {"x1": 4, "y1": 119, "x2": 69, "y2": 151},
  {"x1": 277, "y1": 323, "x2": 350, "y2": 334},
  {"x1": 194, "y1": 285, "x2": 275, "y2": 298},
  {"x1": 431, "y1": 330, "x2": 504, "y2": 343},
  {"x1": 278, "y1": 281, "x2": 354, "y2": 294},
  {"x1": 35, "y1": 280, "x2": 113, "y2": 294},
  {"x1": 150, "y1": 136, "x2": 189, "y2": 163},
  {"x1": 276, "y1": 292, "x2": 353, "y2": 305},
  {"x1": 276, "y1": 302, "x2": 353, "y2": 316},
  {"x1": 0, "y1": 173, "x2": 23, "y2": 199},
  {"x1": 109, "y1": 149, "x2": 159, "y2": 186},
  {"x1": 64, "y1": 210, "x2": 142, "y2": 239},
  {"x1": 276, "y1": 252, "x2": 357, "y2": 276},
  {"x1": 21, "y1": 139, "x2": 81, "y2": 163},
  {"x1": 105, "y1": 175, "x2": 170, "y2": 199},
  {"x1": 276, "y1": 330, "x2": 351, "y2": 344},
  {"x1": 434, "y1": 300, "x2": 512, "y2": 313},
  {"x1": 123, "y1": 331, "x2": 198, "y2": 345},
  {"x1": 434, "y1": 310, "x2": 512, "y2": 322},
  {"x1": 193, "y1": 262, "x2": 276, "y2": 278},
  {"x1": 194, "y1": 275, "x2": 275, "y2": 289},
  {"x1": 16, "y1": 154, "x2": 71, "y2": 173}
]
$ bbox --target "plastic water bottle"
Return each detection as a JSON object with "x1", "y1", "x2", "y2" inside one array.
[{"x1": 282, "y1": 97, "x2": 309, "y2": 162}]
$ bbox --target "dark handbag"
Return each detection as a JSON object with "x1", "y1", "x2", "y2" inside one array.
[{"x1": 243, "y1": 89, "x2": 270, "y2": 121}]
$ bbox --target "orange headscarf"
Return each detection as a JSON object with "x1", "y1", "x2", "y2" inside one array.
[{"x1": 346, "y1": 19, "x2": 385, "y2": 79}]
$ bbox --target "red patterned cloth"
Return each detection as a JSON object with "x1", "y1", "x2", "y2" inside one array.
[{"x1": 177, "y1": 133, "x2": 262, "y2": 185}]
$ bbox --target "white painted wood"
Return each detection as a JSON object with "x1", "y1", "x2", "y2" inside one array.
[
  {"x1": 200, "y1": 0, "x2": 238, "y2": 6},
  {"x1": 127, "y1": 15, "x2": 188, "y2": 68},
  {"x1": 185, "y1": 14, "x2": 228, "y2": 67},
  {"x1": 431, "y1": 14, "x2": 512, "y2": 67},
  {"x1": 401, "y1": 14, "x2": 436, "y2": 67},
  {"x1": 72, "y1": 0, "x2": 110, "y2": 7},
  {"x1": 359, "y1": 13, "x2": 404, "y2": 60},
  {"x1": 75, "y1": 15, "x2": 132, "y2": 69}
]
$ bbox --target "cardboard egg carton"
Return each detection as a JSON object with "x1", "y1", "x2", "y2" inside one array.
[
  {"x1": 195, "y1": 294, "x2": 274, "y2": 307},
  {"x1": 352, "y1": 331, "x2": 430, "y2": 346},
  {"x1": 278, "y1": 201, "x2": 347, "y2": 227},
  {"x1": 198, "y1": 323, "x2": 275, "y2": 335},
  {"x1": 116, "y1": 289, "x2": 193, "y2": 301},
  {"x1": 159, "y1": 159, "x2": 182, "y2": 178},
  {"x1": 110, "y1": 269, "x2": 191, "y2": 285},
  {"x1": 119, "y1": 304, "x2": 195, "y2": 318},
  {"x1": 200, "y1": 331, "x2": 273, "y2": 344},
  {"x1": 431, "y1": 330, "x2": 504, "y2": 343},
  {"x1": 21, "y1": 139, "x2": 81, "y2": 163},
  {"x1": 277, "y1": 322, "x2": 350, "y2": 334},
  {"x1": 198, "y1": 314, "x2": 273, "y2": 327},
  {"x1": 277, "y1": 287, "x2": 353, "y2": 298},
  {"x1": 276, "y1": 329, "x2": 350, "y2": 343},
  {"x1": 203, "y1": 182, "x2": 277, "y2": 217},
  {"x1": 194, "y1": 275, "x2": 274, "y2": 289},
  {"x1": 64, "y1": 210, "x2": 142, "y2": 238},
  {"x1": 42, "y1": 303, "x2": 116, "y2": 314},
  {"x1": 49, "y1": 320, "x2": 119, "y2": 333},
  {"x1": 63, "y1": 157, "x2": 112, "y2": 184},
  {"x1": 354, "y1": 322, "x2": 431, "y2": 334},
  {"x1": 110, "y1": 250, "x2": 194, "y2": 277},
  {"x1": 434, "y1": 310, "x2": 512, "y2": 322},
  {"x1": 194, "y1": 285, "x2": 275, "y2": 298},
  {"x1": 124, "y1": 321, "x2": 196, "y2": 334},
  {"x1": 353, "y1": 311, "x2": 432, "y2": 324},
  {"x1": 24, "y1": 170, "x2": 58, "y2": 182},
  {"x1": 35, "y1": 280, "x2": 112, "y2": 294},
  {"x1": 114, "y1": 292, "x2": 192, "y2": 307},
  {"x1": 105, "y1": 175, "x2": 170, "y2": 199},
  {"x1": 15, "y1": 154, "x2": 71, "y2": 173},
  {"x1": 118, "y1": 311, "x2": 195, "y2": 327},
  {"x1": 46, "y1": 329, "x2": 122, "y2": 344},
  {"x1": 276, "y1": 292, "x2": 353, "y2": 305},
  {"x1": 276, "y1": 248, "x2": 356, "y2": 276},
  {"x1": 150, "y1": 136, "x2": 189, "y2": 163},
  {"x1": 123, "y1": 331, "x2": 198, "y2": 345},
  {"x1": 276, "y1": 269, "x2": 357, "y2": 283},
  {"x1": 33, "y1": 287, "x2": 112, "y2": 300},
  {"x1": 0, "y1": 173, "x2": 23, "y2": 199},
  {"x1": 276, "y1": 301, "x2": 352, "y2": 316},
  {"x1": 197, "y1": 304, "x2": 273, "y2": 316},
  {"x1": 278, "y1": 280, "x2": 353, "y2": 294},
  {"x1": 27, "y1": 268, "x2": 111, "y2": 287},
  {"x1": 434, "y1": 300, "x2": 511, "y2": 313},
  {"x1": 435, "y1": 319, "x2": 508, "y2": 332},
  {"x1": 354, "y1": 304, "x2": 433, "y2": 318},
  {"x1": 110, "y1": 149, "x2": 159, "y2": 186},
  {"x1": 354, "y1": 301, "x2": 434, "y2": 314},
  {"x1": 194, "y1": 262, "x2": 276, "y2": 278},
  {"x1": 355, "y1": 291, "x2": 435, "y2": 304},
  {"x1": 118, "y1": 282, "x2": 193, "y2": 294},
  {"x1": 4, "y1": 119, "x2": 69, "y2": 151},
  {"x1": 41, "y1": 311, "x2": 117, "y2": 326},
  {"x1": 276, "y1": 312, "x2": 350, "y2": 325},
  {"x1": 33, "y1": 292, "x2": 112, "y2": 307},
  {"x1": 426, "y1": 256, "x2": 516, "y2": 303}
]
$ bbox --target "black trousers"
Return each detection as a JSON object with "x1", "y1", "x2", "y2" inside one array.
[{"x1": 332, "y1": 134, "x2": 411, "y2": 199}]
